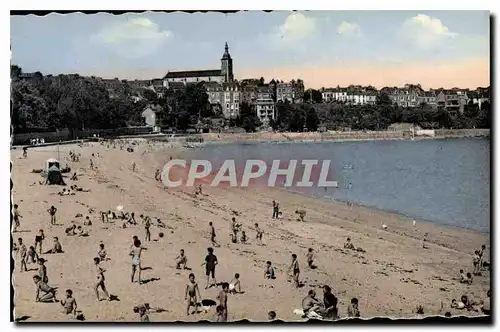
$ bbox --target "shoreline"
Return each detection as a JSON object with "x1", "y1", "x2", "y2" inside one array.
[{"x1": 11, "y1": 141, "x2": 490, "y2": 321}]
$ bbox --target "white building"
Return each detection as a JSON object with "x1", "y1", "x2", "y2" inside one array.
[
  {"x1": 256, "y1": 86, "x2": 275, "y2": 123},
  {"x1": 206, "y1": 82, "x2": 241, "y2": 118}
]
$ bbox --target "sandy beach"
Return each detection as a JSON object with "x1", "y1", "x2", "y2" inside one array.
[{"x1": 11, "y1": 140, "x2": 490, "y2": 322}]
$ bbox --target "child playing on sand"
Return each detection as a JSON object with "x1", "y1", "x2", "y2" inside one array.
[
  {"x1": 288, "y1": 254, "x2": 300, "y2": 288},
  {"x1": 13, "y1": 204, "x2": 21, "y2": 232},
  {"x1": 26, "y1": 246, "x2": 38, "y2": 266},
  {"x1": 34, "y1": 229, "x2": 45, "y2": 255},
  {"x1": 217, "y1": 282, "x2": 229, "y2": 321},
  {"x1": 38, "y1": 258, "x2": 48, "y2": 283},
  {"x1": 344, "y1": 238, "x2": 355, "y2": 250},
  {"x1": 213, "y1": 305, "x2": 226, "y2": 322},
  {"x1": 47, "y1": 206, "x2": 57, "y2": 225},
  {"x1": 459, "y1": 269, "x2": 467, "y2": 283},
  {"x1": 84, "y1": 216, "x2": 92, "y2": 226},
  {"x1": 347, "y1": 298, "x2": 360, "y2": 317},
  {"x1": 98, "y1": 243, "x2": 108, "y2": 261},
  {"x1": 209, "y1": 222, "x2": 219, "y2": 247},
  {"x1": 93, "y1": 257, "x2": 110, "y2": 301},
  {"x1": 61, "y1": 289, "x2": 78, "y2": 316},
  {"x1": 33, "y1": 275, "x2": 57, "y2": 303},
  {"x1": 202, "y1": 247, "x2": 218, "y2": 289},
  {"x1": 176, "y1": 249, "x2": 188, "y2": 269},
  {"x1": 15, "y1": 238, "x2": 27, "y2": 272},
  {"x1": 46, "y1": 237, "x2": 63, "y2": 254},
  {"x1": 229, "y1": 273, "x2": 242, "y2": 294},
  {"x1": 265, "y1": 261, "x2": 276, "y2": 279},
  {"x1": 255, "y1": 223, "x2": 264, "y2": 245},
  {"x1": 473, "y1": 250, "x2": 481, "y2": 275},
  {"x1": 185, "y1": 273, "x2": 201, "y2": 315},
  {"x1": 144, "y1": 217, "x2": 151, "y2": 242},
  {"x1": 306, "y1": 248, "x2": 315, "y2": 268},
  {"x1": 240, "y1": 231, "x2": 247, "y2": 244},
  {"x1": 130, "y1": 239, "x2": 146, "y2": 284},
  {"x1": 295, "y1": 210, "x2": 306, "y2": 222}
]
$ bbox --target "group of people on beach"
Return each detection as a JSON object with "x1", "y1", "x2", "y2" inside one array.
[{"x1": 12, "y1": 140, "x2": 491, "y2": 322}]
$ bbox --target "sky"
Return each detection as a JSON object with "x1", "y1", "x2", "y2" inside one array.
[{"x1": 10, "y1": 11, "x2": 490, "y2": 89}]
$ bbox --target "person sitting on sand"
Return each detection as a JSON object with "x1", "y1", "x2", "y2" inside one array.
[
  {"x1": 75, "y1": 226, "x2": 89, "y2": 237},
  {"x1": 128, "y1": 212, "x2": 137, "y2": 225},
  {"x1": 98, "y1": 243, "x2": 108, "y2": 261},
  {"x1": 463, "y1": 272, "x2": 473, "y2": 285},
  {"x1": 301, "y1": 290, "x2": 323, "y2": 318},
  {"x1": 295, "y1": 209, "x2": 306, "y2": 222},
  {"x1": 451, "y1": 298, "x2": 465, "y2": 309},
  {"x1": 155, "y1": 218, "x2": 166, "y2": 228},
  {"x1": 347, "y1": 298, "x2": 360, "y2": 318},
  {"x1": 60, "y1": 289, "x2": 78, "y2": 316},
  {"x1": 83, "y1": 216, "x2": 92, "y2": 226},
  {"x1": 322, "y1": 285, "x2": 338, "y2": 320},
  {"x1": 70, "y1": 172, "x2": 78, "y2": 181},
  {"x1": 228, "y1": 273, "x2": 242, "y2": 294},
  {"x1": 176, "y1": 249, "x2": 188, "y2": 270},
  {"x1": 26, "y1": 245, "x2": 39, "y2": 265},
  {"x1": 268, "y1": 311, "x2": 277, "y2": 321},
  {"x1": 459, "y1": 269, "x2": 467, "y2": 282},
  {"x1": 231, "y1": 217, "x2": 241, "y2": 239},
  {"x1": 65, "y1": 224, "x2": 77, "y2": 236},
  {"x1": 421, "y1": 233, "x2": 429, "y2": 249},
  {"x1": 344, "y1": 238, "x2": 355, "y2": 250},
  {"x1": 46, "y1": 237, "x2": 63, "y2": 254},
  {"x1": 265, "y1": 261, "x2": 276, "y2": 279},
  {"x1": 33, "y1": 275, "x2": 57, "y2": 303}
]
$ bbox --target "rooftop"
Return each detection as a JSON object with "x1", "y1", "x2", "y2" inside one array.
[{"x1": 164, "y1": 69, "x2": 222, "y2": 79}]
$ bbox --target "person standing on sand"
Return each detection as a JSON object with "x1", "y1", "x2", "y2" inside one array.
[
  {"x1": 14, "y1": 238, "x2": 27, "y2": 272},
  {"x1": 13, "y1": 204, "x2": 22, "y2": 232},
  {"x1": 202, "y1": 247, "x2": 218, "y2": 289},
  {"x1": 47, "y1": 206, "x2": 57, "y2": 225},
  {"x1": 322, "y1": 285, "x2": 338, "y2": 320},
  {"x1": 217, "y1": 282, "x2": 229, "y2": 321},
  {"x1": 130, "y1": 239, "x2": 146, "y2": 284},
  {"x1": 144, "y1": 217, "x2": 151, "y2": 242},
  {"x1": 34, "y1": 229, "x2": 45, "y2": 255},
  {"x1": 272, "y1": 201, "x2": 279, "y2": 219},
  {"x1": 93, "y1": 257, "x2": 110, "y2": 301},
  {"x1": 209, "y1": 222, "x2": 219, "y2": 247},
  {"x1": 288, "y1": 254, "x2": 300, "y2": 288}
]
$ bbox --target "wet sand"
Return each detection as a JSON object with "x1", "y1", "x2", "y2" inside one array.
[{"x1": 11, "y1": 140, "x2": 490, "y2": 322}]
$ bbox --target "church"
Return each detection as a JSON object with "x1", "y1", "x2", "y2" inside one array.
[{"x1": 163, "y1": 43, "x2": 234, "y2": 85}]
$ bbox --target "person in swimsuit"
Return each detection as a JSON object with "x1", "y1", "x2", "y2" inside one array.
[
  {"x1": 144, "y1": 217, "x2": 151, "y2": 242},
  {"x1": 185, "y1": 273, "x2": 201, "y2": 315},
  {"x1": 47, "y1": 206, "x2": 57, "y2": 225},
  {"x1": 26, "y1": 246, "x2": 38, "y2": 266},
  {"x1": 46, "y1": 237, "x2": 63, "y2": 254},
  {"x1": 272, "y1": 200, "x2": 279, "y2": 219},
  {"x1": 15, "y1": 237, "x2": 27, "y2": 272},
  {"x1": 218, "y1": 282, "x2": 229, "y2": 321},
  {"x1": 34, "y1": 229, "x2": 45, "y2": 255},
  {"x1": 264, "y1": 261, "x2": 276, "y2": 279},
  {"x1": 38, "y1": 257, "x2": 48, "y2": 283},
  {"x1": 61, "y1": 289, "x2": 77, "y2": 316},
  {"x1": 228, "y1": 273, "x2": 242, "y2": 294},
  {"x1": 130, "y1": 239, "x2": 145, "y2": 284},
  {"x1": 98, "y1": 243, "x2": 108, "y2": 261},
  {"x1": 347, "y1": 298, "x2": 360, "y2": 317},
  {"x1": 288, "y1": 254, "x2": 300, "y2": 288},
  {"x1": 202, "y1": 247, "x2": 218, "y2": 289},
  {"x1": 93, "y1": 257, "x2": 110, "y2": 301},
  {"x1": 176, "y1": 249, "x2": 188, "y2": 270},
  {"x1": 302, "y1": 289, "x2": 322, "y2": 318},
  {"x1": 208, "y1": 222, "x2": 219, "y2": 247},
  {"x1": 255, "y1": 223, "x2": 263, "y2": 245},
  {"x1": 13, "y1": 204, "x2": 21, "y2": 232},
  {"x1": 33, "y1": 275, "x2": 57, "y2": 303},
  {"x1": 306, "y1": 248, "x2": 315, "y2": 268}
]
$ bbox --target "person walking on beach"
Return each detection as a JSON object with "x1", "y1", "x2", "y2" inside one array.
[
  {"x1": 209, "y1": 222, "x2": 219, "y2": 247},
  {"x1": 93, "y1": 257, "x2": 110, "y2": 301},
  {"x1": 47, "y1": 206, "x2": 57, "y2": 225}
]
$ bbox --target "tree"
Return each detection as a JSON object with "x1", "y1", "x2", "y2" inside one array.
[
  {"x1": 236, "y1": 102, "x2": 261, "y2": 132},
  {"x1": 305, "y1": 106, "x2": 319, "y2": 131}
]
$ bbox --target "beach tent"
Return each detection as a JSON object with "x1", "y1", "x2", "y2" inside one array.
[
  {"x1": 46, "y1": 165, "x2": 65, "y2": 185},
  {"x1": 46, "y1": 158, "x2": 60, "y2": 172}
]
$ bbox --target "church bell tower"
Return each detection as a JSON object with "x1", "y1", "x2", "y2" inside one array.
[{"x1": 221, "y1": 42, "x2": 234, "y2": 83}]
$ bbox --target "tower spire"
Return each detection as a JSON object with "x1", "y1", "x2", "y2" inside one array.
[{"x1": 225, "y1": 42, "x2": 229, "y2": 52}]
